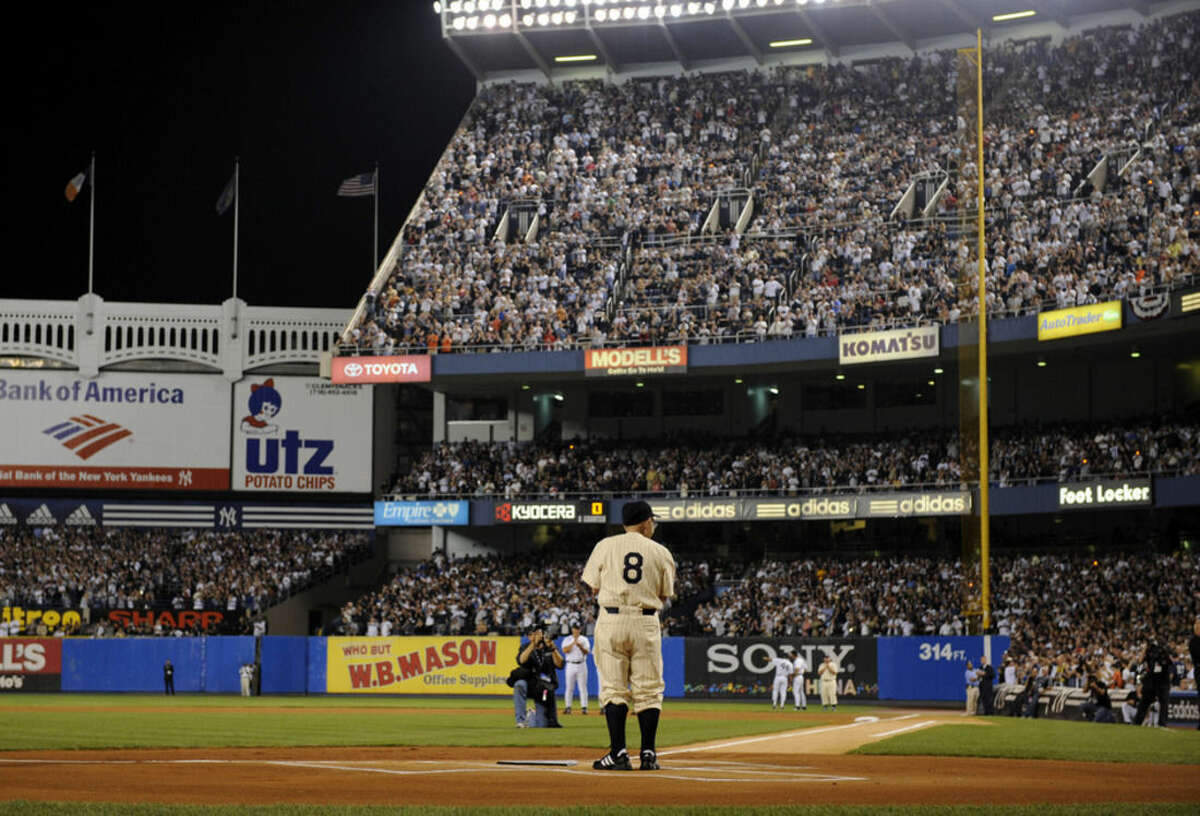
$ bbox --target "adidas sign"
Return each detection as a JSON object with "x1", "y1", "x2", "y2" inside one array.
[
  {"x1": 65, "y1": 505, "x2": 97, "y2": 526},
  {"x1": 26, "y1": 504, "x2": 57, "y2": 527},
  {"x1": 0, "y1": 504, "x2": 16, "y2": 526}
]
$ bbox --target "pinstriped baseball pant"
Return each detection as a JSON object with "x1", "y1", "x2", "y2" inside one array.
[{"x1": 594, "y1": 608, "x2": 664, "y2": 713}]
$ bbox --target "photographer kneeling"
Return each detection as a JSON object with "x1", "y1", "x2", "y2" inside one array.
[
  {"x1": 1081, "y1": 674, "x2": 1115, "y2": 724},
  {"x1": 508, "y1": 628, "x2": 564, "y2": 728}
]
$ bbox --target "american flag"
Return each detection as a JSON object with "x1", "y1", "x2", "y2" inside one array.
[{"x1": 338, "y1": 171, "x2": 376, "y2": 198}]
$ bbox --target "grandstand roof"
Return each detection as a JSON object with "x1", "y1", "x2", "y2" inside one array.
[{"x1": 437, "y1": 0, "x2": 1159, "y2": 80}]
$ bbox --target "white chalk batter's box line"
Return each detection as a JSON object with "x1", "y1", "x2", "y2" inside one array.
[{"x1": 0, "y1": 757, "x2": 866, "y2": 784}]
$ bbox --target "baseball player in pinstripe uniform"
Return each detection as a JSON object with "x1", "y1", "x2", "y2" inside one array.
[{"x1": 583, "y1": 500, "x2": 676, "y2": 771}]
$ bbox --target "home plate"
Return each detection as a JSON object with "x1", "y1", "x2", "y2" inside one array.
[
  {"x1": 496, "y1": 759, "x2": 579, "y2": 767},
  {"x1": 853, "y1": 716, "x2": 880, "y2": 723}
]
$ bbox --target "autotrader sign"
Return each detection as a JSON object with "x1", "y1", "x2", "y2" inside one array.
[
  {"x1": 374, "y1": 500, "x2": 469, "y2": 526},
  {"x1": 838, "y1": 326, "x2": 938, "y2": 366},
  {"x1": 331, "y1": 355, "x2": 431, "y2": 384},
  {"x1": 1057, "y1": 479, "x2": 1151, "y2": 510},
  {"x1": 1037, "y1": 300, "x2": 1122, "y2": 341},
  {"x1": 585, "y1": 346, "x2": 687, "y2": 377}
]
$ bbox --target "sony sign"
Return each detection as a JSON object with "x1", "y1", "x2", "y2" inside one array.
[{"x1": 705, "y1": 642, "x2": 857, "y2": 675}]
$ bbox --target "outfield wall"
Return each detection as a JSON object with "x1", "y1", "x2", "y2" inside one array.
[{"x1": 2, "y1": 635, "x2": 1004, "y2": 702}]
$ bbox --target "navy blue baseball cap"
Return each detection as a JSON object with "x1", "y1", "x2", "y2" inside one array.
[{"x1": 622, "y1": 501, "x2": 655, "y2": 526}]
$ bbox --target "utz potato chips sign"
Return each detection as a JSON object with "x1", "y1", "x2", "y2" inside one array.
[{"x1": 326, "y1": 636, "x2": 517, "y2": 694}]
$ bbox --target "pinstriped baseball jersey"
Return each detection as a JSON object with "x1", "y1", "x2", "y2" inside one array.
[{"x1": 581, "y1": 531, "x2": 675, "y2": 610}]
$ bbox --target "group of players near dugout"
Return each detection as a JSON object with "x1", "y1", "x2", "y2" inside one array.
[{"x1": 519, "y1": 500, "x2": 845, "y2": 772}]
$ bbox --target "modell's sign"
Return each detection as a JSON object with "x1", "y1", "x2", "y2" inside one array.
[
  {"x1": 838, "y1": 326, "x2": 939, "y2": 366},
  {"x1": 1057, "y1": 479, "x2": 1151, "y2": 510},
  {"x1": 585, "y1": 346, "x2": 687, "y2": 377},
  {"x1": 331, "y1": 356, "x2": 431, "y2": 384},
  {"x1": 0, "y1": 638, "x2": 62, "y2": 692}
]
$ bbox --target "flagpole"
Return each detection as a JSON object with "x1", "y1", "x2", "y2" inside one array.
[
  {"x1": 88, "y1": 151, "x2": 96, "y2": 295},
  {"x1": 232, "y1": 157, "x2": 240, "y2": 301},
  {"x1": 373, "y1": 162, "x2": 380, "y2": 272}
]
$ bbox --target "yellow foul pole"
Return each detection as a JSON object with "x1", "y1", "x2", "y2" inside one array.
[{"x1": 975, "y1": 28, "x2": 991, "y2": 632}]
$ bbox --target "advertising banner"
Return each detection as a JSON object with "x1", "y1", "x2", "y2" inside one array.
[
  {"x1": 326, "y1": 636, "x2": 517, "y2": 694},
  {"x1": 1037, "y1": 300, "x2": 1122, "y2": 341},
  {"x1": 491, "y1": 500, "x2": 607, "y2": 525},
  {"x1": 331, "y1": 355, "x2": 431, "y2": 384},
  {"x1": 585, "y1": 346, "x2": 687, "y2": 377},
  {"x1": 1176, "y1": 289, "x2": 1200, "y2": 316},
  {"x1": 233, "y1": 377, "x2": 372, "y2": 493},
  {"x1": 374, "y1": 500, "x2": 470, "y2": 526},
  {"x1": 0, "y1": 371, "x2": 231, "y2": 490},
  {"x1": 861, "y1": 491, "x2": 972, "y2": 517},
  {"x1": 2, "y1": 605, "x2": 238, "y2": 635},
  {"x1": 876, "y1": 636, "x2": 1010, "y2": 701},
  {"x1": 1057, "y1": 479, "x2": 1152, "y2": 510},
  {"x1": 746, "y1": 497, "x2": 857, "y2": 521},
  {"x1": 838, "y1": 326, "x2": 939, "y2": 366},
  {"x1": 0, "y1": 638, "x2": 62, "y2": 692},
  {"x1": 647, "y1": 498, "x2": 742, "y2": 523},
  {"x1": 683, "y1": 637, "x2": 877, "y2": 699}
]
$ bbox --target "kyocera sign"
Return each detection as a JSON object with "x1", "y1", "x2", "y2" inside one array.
[{"x1": 331, "y1": 356, "x2": 431, "y2": 384}]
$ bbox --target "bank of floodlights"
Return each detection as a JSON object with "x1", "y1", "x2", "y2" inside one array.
[{"x1": 433, "y1": 0, "x2": 847, "y2": 33}]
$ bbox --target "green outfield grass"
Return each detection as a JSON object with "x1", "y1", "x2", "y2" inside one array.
[
  {"x1": 1, "y1": 804, "x2": 1197, "y2": 816},
  {"x1": 0, "y1": 694, "x2": 865, "y2": 751},
  {"x1": 855, "y1": 717, "x2": 1200, "y2": 765}
]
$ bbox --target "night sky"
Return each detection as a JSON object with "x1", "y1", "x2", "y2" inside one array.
[{"x1": 16, "y1": 1, "x2": 475, "y2": 309}]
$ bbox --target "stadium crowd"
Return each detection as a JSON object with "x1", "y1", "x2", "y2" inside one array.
[
  {"x1": 332, "y1": 552, "x2": 713, "y2": 638},
  {"x1": 387, "y1": 419, "x2": 1200, "y2": 498},
  {"x1": 331, "y1": 549, "x2": 1196, "y2": 695},
  {"x1": 347, "y1": 12, "x2": 1198, "y2": 353},
  {"x1": 695, "y1": 552, "x2": 1198, "y2": 694},
  {"x1": 0, "y1": 528, "x2": 372, "y2": 636}
]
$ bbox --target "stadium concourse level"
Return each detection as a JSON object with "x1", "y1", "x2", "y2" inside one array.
[
  {"x1": 346, "y1": 12, "x2": 1199, "y2": 353},
  {"x1": 0, "y1": 529, "x2": 372, "y2": 636},
  {"x1": 386, "y1": 420, "x2": 1200, "y2": 498},
  {"x1": 336, "y1": 551, "x2": 1198, "y2": 693}
]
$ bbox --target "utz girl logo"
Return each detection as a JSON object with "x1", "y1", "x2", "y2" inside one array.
[{"x1": 240, "y1": 379, "x2": 281, "y2": 436}]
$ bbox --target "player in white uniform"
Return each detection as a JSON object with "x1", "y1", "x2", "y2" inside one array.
[
  {"x1": 769, "y1": 654, "x2": 793, "y2": 710},
  {"x1": 790, "y1": 648, "x2": 808, "y2": 710},
  {"x1": 584, "y1": 501, "x2": 676, "y2": 771},
  {"x1": 561, "y1": 624, "x2": 590, "y2": 714}
]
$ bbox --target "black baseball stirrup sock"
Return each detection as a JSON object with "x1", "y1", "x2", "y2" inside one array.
[
  {"x1": 637, "y1": 707, "x2": 660, "y2": 753},
  {"x1": 604, "y1": 703, "x2": 629, "y2": 755}
]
